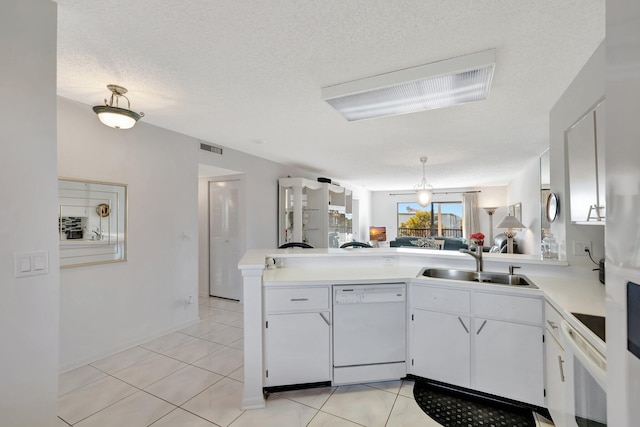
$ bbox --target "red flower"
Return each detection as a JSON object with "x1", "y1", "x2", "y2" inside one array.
[{"x1": 470, "y1": 232, "x2": 485, "y2": 240}]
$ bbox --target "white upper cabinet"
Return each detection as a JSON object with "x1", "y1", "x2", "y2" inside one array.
[{"x1": 567, "y1": 100, "x2": 605, "y2": 223}]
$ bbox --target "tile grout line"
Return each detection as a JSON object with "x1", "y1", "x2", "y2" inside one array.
[{"x1": 59, "y1": 297, "x2": 245, "y2": 425}]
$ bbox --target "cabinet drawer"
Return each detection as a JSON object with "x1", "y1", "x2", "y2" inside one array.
[
  {"x1": 265, "y1": 287, "x2": 329, "y2": 312},
  {"x1": 545, "y1": 301, "x2": 563, "y2": 341},
  {"x1": 475, "y1": 293, "x2": 542, "y2": 324},
  {"x1": 411, "y1": 285, "x2": 470, "y2": 313}
]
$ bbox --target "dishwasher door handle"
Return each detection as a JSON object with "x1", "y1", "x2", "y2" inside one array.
[{"x1": 319, "y1": 312, "x2": 331, "y2": 326}]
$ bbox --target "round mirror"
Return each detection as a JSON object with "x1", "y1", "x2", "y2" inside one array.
[{"x1": 546, "y1": 193, "x2": 559, "y2": 223}]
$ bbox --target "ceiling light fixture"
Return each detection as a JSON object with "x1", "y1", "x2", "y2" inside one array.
[
  {"x1": 321, "y1": 49, "x2": 495, "y2": 121},
  {"x1": 92, "y1": 84, "x2": 145, "y2": 129},
  {"x1": 415, "y1": 157, "x2": 433, "y2": 207}
]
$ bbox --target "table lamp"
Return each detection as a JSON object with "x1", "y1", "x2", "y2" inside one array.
[{"x1": 496, "y1": 215, "x2": 525, "y2": 254}]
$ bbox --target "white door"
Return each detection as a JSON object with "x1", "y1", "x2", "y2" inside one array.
[
  {"x1": 474, "y1": 318, "x2": 544, "y2": 406},
  {"x1": 264, "y1": 312, "x2": 331, "y2": 387},
  {"x1": 209, "y1": 179, "x2": 242, "y2": 300},
  {"x1": 411, "y1": 309, "x2": 471, "y2": 388}
]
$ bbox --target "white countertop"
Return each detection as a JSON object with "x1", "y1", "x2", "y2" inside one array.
[{"x1": 243, "y1": 248, "x2": 605, "y2": 353}]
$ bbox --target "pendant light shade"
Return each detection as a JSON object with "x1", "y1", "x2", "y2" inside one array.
[
  {"x1": 415, "y1": 157, "x2": 433, "y2": 207},
  {"x1": 93, "y1": 85, "x2": 144, "y2": 129}
]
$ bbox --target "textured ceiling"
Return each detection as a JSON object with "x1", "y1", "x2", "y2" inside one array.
[{"x1": 55, "y1": 0, "x2": 605, "y2": 191}]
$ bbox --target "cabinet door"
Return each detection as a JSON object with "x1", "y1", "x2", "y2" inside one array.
[
  {"x1": 264, "y1": 311, "x2": 331, "y2": 387},
  {"x1": 545, "y1": 332, "x2": 567, "y2": 427},
  {"x1": 567, "y1": 109, "x2": 601, "y2": 222},
  {"x1": 474, "y1": 319, "x2": 544, "y2": 406},
  {"x1": 411, "y1": 309, "x2": 471, "y2": 388},
  {"x1": 594, "y1": 101, "x2": 606, "y2": 218}
]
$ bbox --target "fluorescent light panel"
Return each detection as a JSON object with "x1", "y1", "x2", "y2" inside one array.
[{"x1": 322, "y1": 49, "x2": 495, "y2": 121}]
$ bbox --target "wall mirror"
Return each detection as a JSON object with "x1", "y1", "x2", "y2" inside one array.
[{"x1": 58, "y1": 178, "x2": 127, "y2": 268}]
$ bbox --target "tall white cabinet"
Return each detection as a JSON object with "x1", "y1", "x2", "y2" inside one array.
[{"x1": 279, "y1": 178, "x2": 352, "y2": 248}]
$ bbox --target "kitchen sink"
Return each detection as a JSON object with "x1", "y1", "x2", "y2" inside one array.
[{"x1": 419, "y1": 268, "x2": 537, "y2": 288}]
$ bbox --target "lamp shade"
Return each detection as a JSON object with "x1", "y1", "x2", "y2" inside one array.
[
  {"x1": 496, "y1": 215, "x2": 525, "y2": 230},
  {"x1": 93, "y1": 84, "x2": 144, "y2": 129},
  {"x1": 92, "y1": 106, "x2": 141, "y2": 129},
  {"x1": 417, "y1": 188, "x2": 433, "y2": 207}
]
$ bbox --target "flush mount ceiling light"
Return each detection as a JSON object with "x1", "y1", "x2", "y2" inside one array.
[
  {"x1": 321, "y1": 49, "x2": 495, "y2": 121},
  {"x1": 92, "y1": 84, "x2": 145, "y2": 129},
  {"x1": 415, "y1": 157, "x2": 433, "y2": 207}
]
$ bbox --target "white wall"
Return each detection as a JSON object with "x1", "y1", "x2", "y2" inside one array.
[
  {"x1": 58, "y1": 98, "x2": 200, "y2": 371},
  {"x1": 507, "y1": 156, "x2": 543, "y2": 255},
  {"x1": 0, "y1": 1, "x2": 59, "y2": 425},
  {"x1": 198, "y1": 148, "x2": 312, "y2": 250},
  {"x1": 370, "y1": 186, "x2": 507, "y2": 244},
  {"x1": 350, "y1": 187, "x2": 372, "y2": 243},
  {"x1": 549, "y1": 42, "x2": 605, "y2": 268},
  {"x1": 197, "y1": 148, "x2": 310, "y2": 300}
]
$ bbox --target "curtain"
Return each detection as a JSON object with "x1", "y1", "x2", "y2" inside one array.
[{"x1": 462, "y1": 192, "x2": 480, "y2": 243}]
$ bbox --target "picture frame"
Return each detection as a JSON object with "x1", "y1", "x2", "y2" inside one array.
[{"x1": 509, "y1": 202, "x2": 522, "y2": 222}]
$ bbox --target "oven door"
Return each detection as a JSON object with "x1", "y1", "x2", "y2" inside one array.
[{"x1": 561, "y1": 320, "x2": 607, "y2": 427}]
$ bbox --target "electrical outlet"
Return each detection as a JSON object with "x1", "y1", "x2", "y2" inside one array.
[{"x1": 573, "y1": 241, "x2": 592, "y2": 256}]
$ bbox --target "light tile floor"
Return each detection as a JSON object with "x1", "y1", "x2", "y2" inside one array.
[{"x1": 58, "y1": 296, "x2": 554, "y2": 426}]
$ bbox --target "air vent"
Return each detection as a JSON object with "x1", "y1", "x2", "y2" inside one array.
[{"x1": 200, "y1": 142, "x2": 223, "y2": 155}]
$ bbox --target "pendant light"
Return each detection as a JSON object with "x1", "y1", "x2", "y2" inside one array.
[
  {"x1": 415, "y1": 157, "x2": 433, "y2": 207},
  {"x1": 92, "y1": 84, "x2": 145, "y2": 129}
]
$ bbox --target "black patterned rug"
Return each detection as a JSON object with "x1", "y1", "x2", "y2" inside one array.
[{"x1": 413, "y1": 380, "x2": 536, "y2": 427}]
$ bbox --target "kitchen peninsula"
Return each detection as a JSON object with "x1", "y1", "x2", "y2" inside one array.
[{"x1": 238, "y1": 247, "x2": 605, "y2": 417}]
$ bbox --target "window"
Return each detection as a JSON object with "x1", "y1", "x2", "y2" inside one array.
[{"x1": 397, "y1": 202, "x2": 463, "y2": 238}]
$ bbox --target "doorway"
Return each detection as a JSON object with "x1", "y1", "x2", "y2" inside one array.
[{"x1": 208, "y1": 177, "x2": 244, "y2": 300}]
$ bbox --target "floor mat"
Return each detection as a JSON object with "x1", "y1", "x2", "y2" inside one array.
[{"x1": 413, "y1": 380, "x2": 536, "y2": 427}]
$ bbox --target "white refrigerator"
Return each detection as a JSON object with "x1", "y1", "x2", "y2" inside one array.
[{"x1": 605, "y1": 2, "x2": 640, "y2": 426}]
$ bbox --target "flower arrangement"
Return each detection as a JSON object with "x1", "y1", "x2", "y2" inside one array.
[{"x1": 470, "y1": 232, "x2": 485, "y2": 247}]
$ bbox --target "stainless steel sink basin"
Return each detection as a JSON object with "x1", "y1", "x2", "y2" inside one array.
[{"x1": 419, "y1": 268, "x2": 537, "y2": 288}]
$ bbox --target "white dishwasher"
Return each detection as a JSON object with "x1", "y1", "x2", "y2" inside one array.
[{"x1": 333, "y1": 283, "x2": 407, "y2": 385}]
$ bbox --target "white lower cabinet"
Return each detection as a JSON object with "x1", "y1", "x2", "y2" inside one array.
[
  {"x1": 473, "y1": 318, "x2": 544, "y2": 405},
  {"x1": 264, "y1": 311, "x2": 331, "y2": 386},
  {"x1": 263, "y1": 286, "x2": 331, "y2": 387},
  {"x1": 545, "y1": 302, "x2": 567, "y2": 426},
  {"x1": 545, "y1": 331, "x2": 566, "y2": 427},
  {"x1": 410, "y1": 283, "x2": 544, "y2": 406},
  {"x1": 411, "y1": 309, "x2": 471, "y2": 388}
]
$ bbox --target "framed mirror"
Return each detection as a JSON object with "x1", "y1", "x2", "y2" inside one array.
[
  {"x1": 58, "y1": 178, "x2": 127, "y2": 268},
  {"x1": 546, "y1": 193, "x2": 560, "y2": 223}
]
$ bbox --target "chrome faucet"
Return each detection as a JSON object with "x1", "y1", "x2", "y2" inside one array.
[{"x1": 460, "y1": 245, "x2": 483, "y2": 272}]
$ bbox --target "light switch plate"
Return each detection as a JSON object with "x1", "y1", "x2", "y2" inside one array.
[{"x1": 14, "y1": 251, "x2": 49, "y2": 277}]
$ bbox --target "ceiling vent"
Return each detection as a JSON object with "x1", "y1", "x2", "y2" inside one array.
[
  {"x1": 321, "y1": 49, "x2": 496, "y2": 121},
  {"x1": 200, "y1": 142, "x2": 223, "y2": 155}
]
